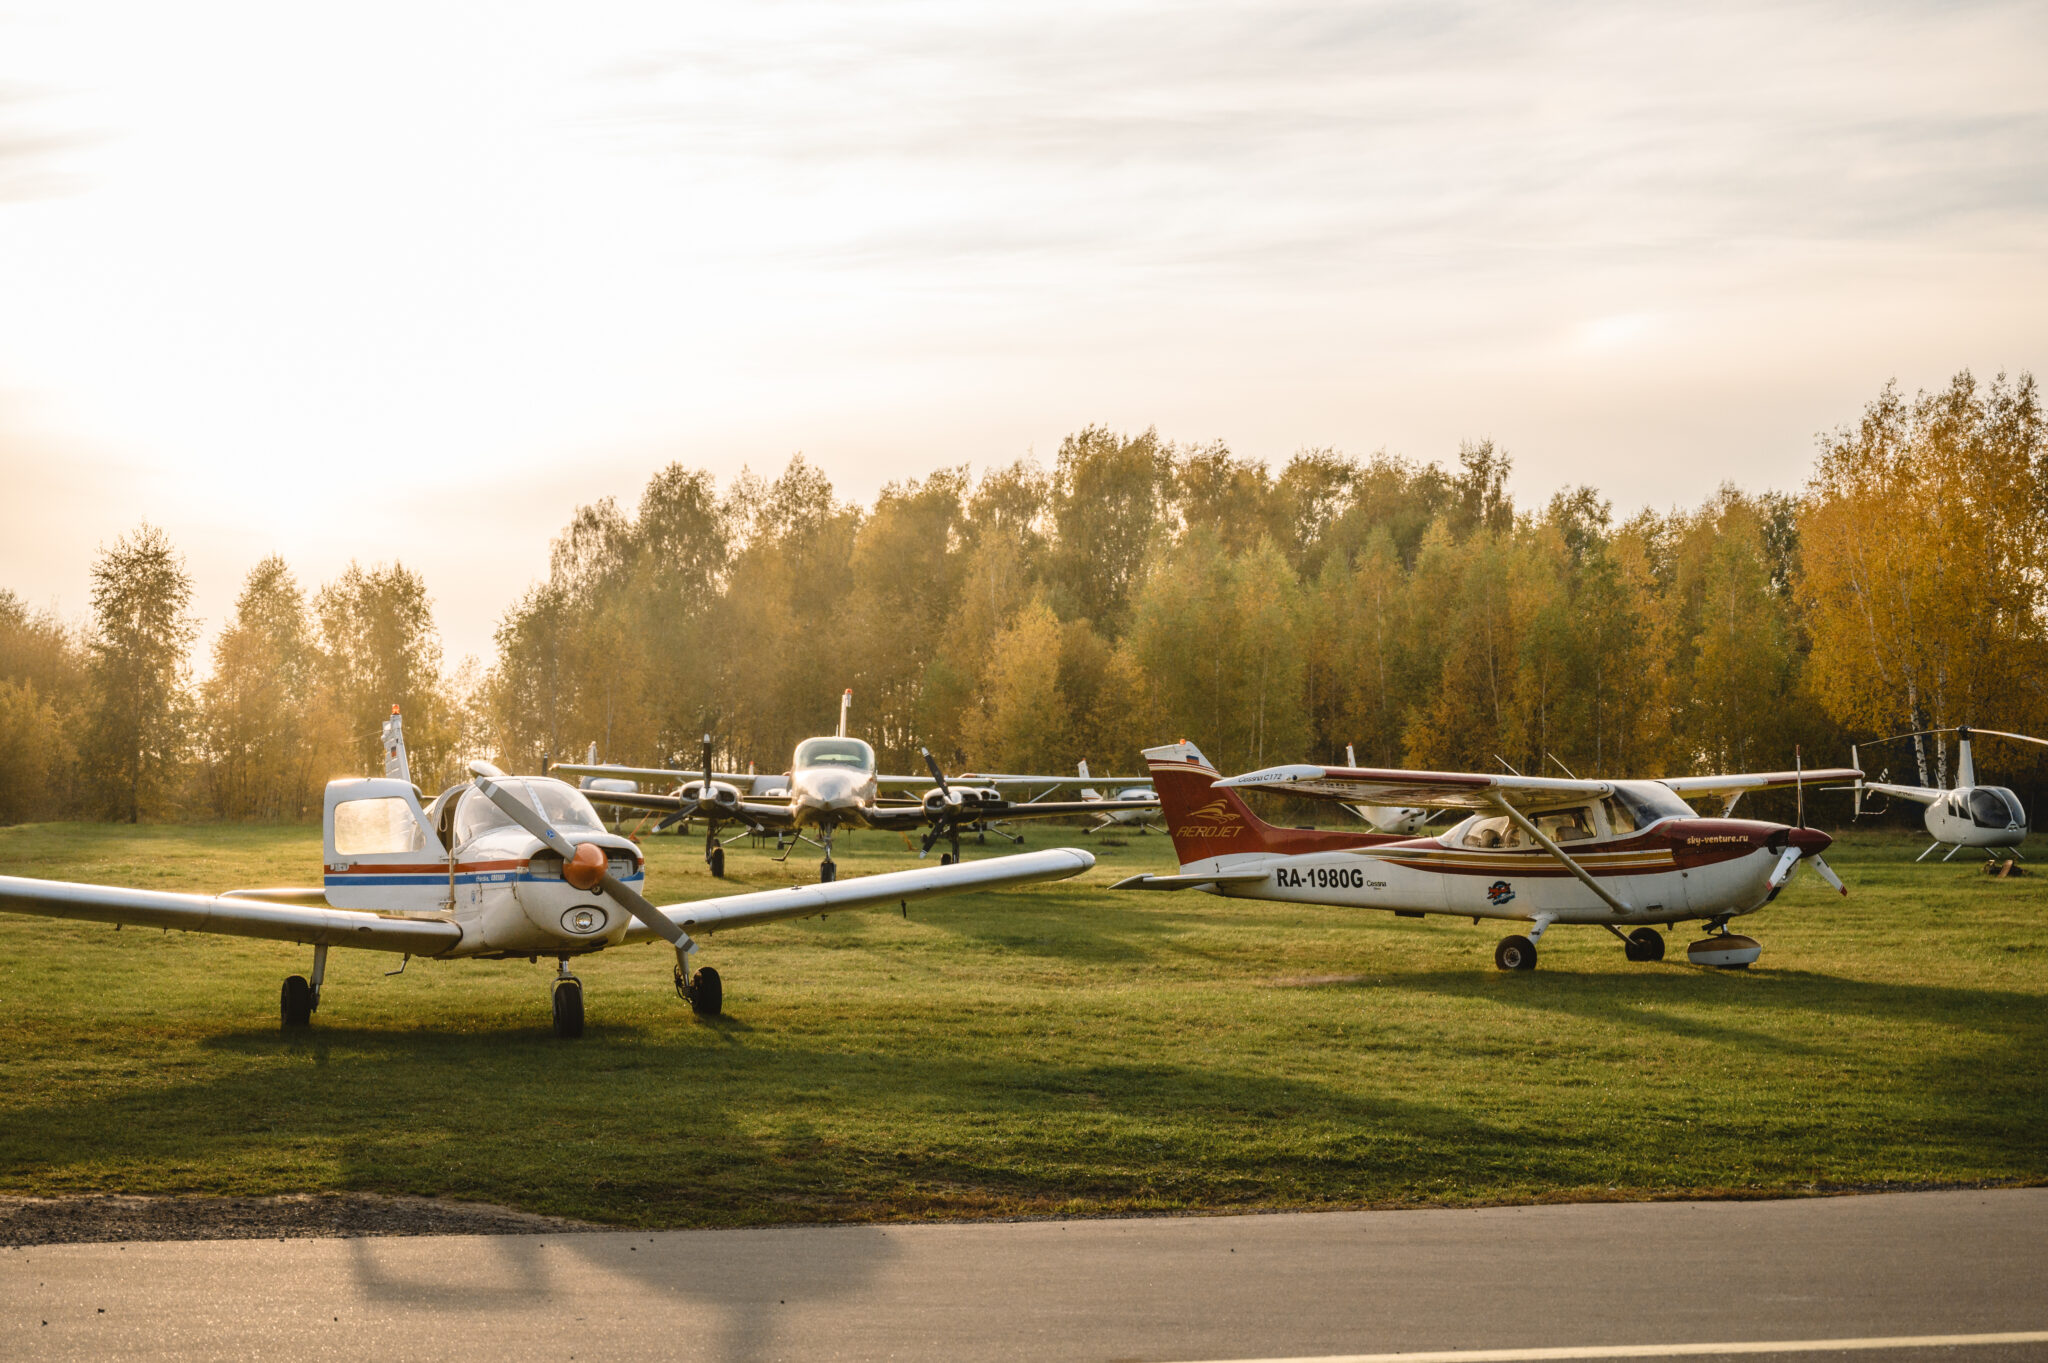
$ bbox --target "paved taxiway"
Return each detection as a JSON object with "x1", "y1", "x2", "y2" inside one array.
[{"x1": 5, "y1": 1188, "x2": 2044, "y2": 1362}]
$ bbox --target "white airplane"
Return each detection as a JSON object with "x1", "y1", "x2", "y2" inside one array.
[
  {"x1": 1115, "y1": 740, "x2": 1860, "y2": 971},
  {"x1": 1850, "y1": 725, "x2": 2039, "y2": 861},
  {"x1": 1075, "y1": 760, "x2": 1162, "y2": 832},
  {"x1": 553, "y1": 692, "x2": 1151, "y2": 881},
  {"x1": 0, "y1": 708, "x2": 1096, "y2": 1037}
]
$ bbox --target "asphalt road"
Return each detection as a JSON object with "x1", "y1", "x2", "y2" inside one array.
[{"x1": 4, "y1": 1189, "x2": 2044, "y2": 1363}]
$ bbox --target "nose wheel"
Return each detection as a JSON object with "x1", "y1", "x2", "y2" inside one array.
[
  {"x1": 1494, "y1": 935, "x2": 1537, "y2": 971},
  {"x1": 551, "y1": 958, "x2": 583, "y2": 1039}
]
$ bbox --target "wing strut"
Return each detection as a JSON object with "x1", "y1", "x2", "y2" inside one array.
[{"x1": 1491, "y1": 796, "x2": 1633, "y2": 915}]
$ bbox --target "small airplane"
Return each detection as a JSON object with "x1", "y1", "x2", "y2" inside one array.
[
  {"x1": 1114, "y1": 740, "x2": 1860, "y2": 971},
  {"x1": 1075, "y1": 760, "x2": 1162, "y2": 833},
  {"x1": 0, "y1": 708, "x2": 1096, "y2": 1037},
  {"x1": 552, "y1": 692, "x2": 1153, "y2": 881},
  {"x1": 1849, "y1": 725, "x2": 2040, "y2": 861}
]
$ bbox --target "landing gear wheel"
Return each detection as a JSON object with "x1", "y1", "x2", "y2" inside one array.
[
  {"x1": 1625, "y1": 927, "x2": 1666, "y2": 962},
  {"x1": 708, "y1": 846, "x2": 725, "y2": 878},
  {"x1": 688, "y1": 966, "x2": 723, "y2": 1017},
  {"x1": 819, "y1": 859, "x2": 836, "y2": 883},
  {"x1": 280, "y1": 975, "x2": 313, "y2": 1029},
  {"x1": 940, "y1": 852, "x2": 955, "y2": 865},
  {"x1": 551, "y1": 979, "x2": 584, "y2": 1039},
  {"x1": 1494, "y1": 935, "x2": 1537, "y2": 971}
]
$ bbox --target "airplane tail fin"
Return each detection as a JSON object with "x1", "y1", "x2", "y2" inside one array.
[
  {"x1": 838, "y1": 689, "x2": 852, "y2": 738},
  {"x1": 1141, "y1": 741, "x2": 1291, "y2": 867},
  {"x1": 1077, "y1": 759, "x2": 1103, "y2": 801},
  {"x1": 382, "y1": 706, "x2": 411, "y2": 785},
  {"x1": 1957, "y1": 727, "x2": 1976, "y2": 789}
]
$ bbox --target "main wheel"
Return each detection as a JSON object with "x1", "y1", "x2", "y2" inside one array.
[
  {"x1": 552, "y1": 979, "x2": 584, "y2": 1039},
  {"x1": 708, "y1": 846, "x2": 725, "y2": 878},
  {"x1": 689, "y1": 966, "x2": 723, "y2": 1017},
  {"x1": 1625, "y1": 927, "x2": 1666, "y2": 962},
  {"x1": 940, "y1": 851, "x2": 955, "y2": 865},
  {"x1": 820, "y1": 859, "x2": 836, "y2": 883},
  {"x1": 280, "y1": 975, "x2": 313, "y2": 1029},
  {"x1": 1494, "y1": 935, "x2": 1537, "y2": 971}
]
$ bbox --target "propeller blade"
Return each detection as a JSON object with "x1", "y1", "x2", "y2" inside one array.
[
  {"x1": 920, "y1": 746, "x2": 950, "y2": 794},
  {"x1": 469, "y1": 767, "x2": 686, "y2": 947},
  {"x1": 1766, "y1": 844, "x2": 1803, "y2": 889},
  {"x1": 1810, "y1": 854, "x2": 1847, "y2": 896},
  {"x1": 918, "y1": 747, "x2": 952, "y2": 860}
]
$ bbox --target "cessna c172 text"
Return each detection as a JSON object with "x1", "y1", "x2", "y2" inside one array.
[
  {"x1": 1116, "y1": 741, "x2": 1859, "y2": 971},
  {"x1": 554, "y1": 692, "x2": 1152, "y2": 882},
  {"x1": 0, "y1": 709, "x2": 1094, "y2": 1037},
  {"x1": 1850, "y1": 724, "x2": 2040, "y2": 862}
]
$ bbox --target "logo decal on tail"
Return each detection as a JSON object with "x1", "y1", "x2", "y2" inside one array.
[{"x1": 1176, "y1": 799, "x2": 1246, "y2": 840}]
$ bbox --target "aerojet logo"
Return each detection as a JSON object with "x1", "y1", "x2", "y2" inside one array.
[
  {"x1": 1176, "y1": 799, "x2": 1245, "y2": 840},
  {"x1": 1485, "y1": 880, "x2": 1517, "y2": 905}
]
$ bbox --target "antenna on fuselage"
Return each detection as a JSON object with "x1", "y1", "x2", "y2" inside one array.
[
  {"x1": 838, "y1": 689, "x2": 852, "y2": 738},
  {"x1": 1796, "y1": 746, "x2": 1805, "y2": 829},
  {"x1": 1493, "y1": 754, "x2": 1524, "y2": 777},
  {"x1": 1546, "y1": 752, "x2": 1579, "y2": 780}
]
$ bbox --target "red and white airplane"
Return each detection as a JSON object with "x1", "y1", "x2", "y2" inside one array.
[{"x1": 1115, "y1": 742, "x2": 1860, "y2": 970}]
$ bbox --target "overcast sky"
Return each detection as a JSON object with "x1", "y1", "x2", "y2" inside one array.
[{"x1": 1, "y1": 0, "x2": 2043, "y2": 665}]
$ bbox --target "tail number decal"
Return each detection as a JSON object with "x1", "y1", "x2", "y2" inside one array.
[{"x1": 1276, "y1": 866, "x2": 1364, "y2": 890}]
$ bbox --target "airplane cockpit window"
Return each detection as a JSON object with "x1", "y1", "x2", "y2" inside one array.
[
  {"x1": 794, "y1": 737, "x2": 876, "y2": 772},
  {"x1": 452, "y1": 780, "x2": 605, "y2": 845},
  {"x1": 1460, "y1": 815, "x2": 1520, "y2": 849},
  {"x1": 1970, "y1": 786, "x2": 2024, "y2": 829},
  {"x1": 1535, "y1": 807, "x2": 1597, "y2": 843},
  {"x1": 1601, "y1": 797, "x2": 1638, "y2": 836},
  {"x1": 1617, "y1": 781, "x2": 1697, "y2": 827},
  {"x1": 333, "y1": 797, "x2": 427, "y2": 856}
]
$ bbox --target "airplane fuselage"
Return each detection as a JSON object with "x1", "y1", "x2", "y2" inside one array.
[{"x1": 1184, "y1": 817, "x2": 1828, "y2": 926}]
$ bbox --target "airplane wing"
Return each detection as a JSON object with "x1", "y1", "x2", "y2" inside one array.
[
  {"x1": 1214, "y1": 764, "x2": 1610, "y2": 812},
  {"x1": 622, "y1": 847, "x2": 1095, "y2": 939},
  {"x1": 978, "y1": 799, "x2": 1158, "y2": 820},
  {"x1": 580, "y1": 789, "x2": 800, "y2": 829},
  {"x1": 1657, "y1": 768, "x2": 1863, "y2": 800},
  {"x1": 549, "y1": 762, "x2": 758, "y2": 787},
  {"x1": 1853, "y1": 781, "x2": 1943, "y2": 805},
  {"x1": 0, "y1": 875, "x2": 461, "y2": 955}
]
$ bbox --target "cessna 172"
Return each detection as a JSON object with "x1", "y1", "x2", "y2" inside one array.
[
  {"x1": 0, "y1": 709, "x2": 1095, "y2": 1037},
  {"x1": 1850, "y1": 725, "x2": 2040, "y2": 861},
  {"x1": 1115, "y1": 741, "x2": 1859, "y2": 971},
  {"x1": 552, "y1": 694, "x2": 1151, "y2": 881},
  {"x1": 1075, "y1": 760, "x2": 1162, "y2": 832}
]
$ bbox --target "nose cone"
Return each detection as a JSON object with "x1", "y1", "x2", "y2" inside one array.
[
  {"x1": 806, "y1": 769, "x2": 863, "y2": 808},
  {"x1": 1789, "y1": 826, "x2": 1833, "y2": 854}
]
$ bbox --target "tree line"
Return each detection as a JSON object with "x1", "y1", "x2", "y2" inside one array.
[{"x1": 2, "y1": 369, "x2": 2041, "y2": 824}]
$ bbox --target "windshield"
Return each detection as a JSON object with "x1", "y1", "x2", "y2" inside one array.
[
  {"x1": 452, "y1": 779, "x2": 606, "y2": 845},
  {"x1": 793, "y1": 737, "x2": 875, "y2": 772},
  {"x1": 1970, "y1": 786, "x2": 2024, "y2": 829},
  {"x1": 1619, "y1": 781, "x2": 1698, "y2": 826}
]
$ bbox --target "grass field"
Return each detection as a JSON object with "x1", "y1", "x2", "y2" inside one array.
[{"x1": 0, "y1": 821, "x2": 2041, "y2": 1227}]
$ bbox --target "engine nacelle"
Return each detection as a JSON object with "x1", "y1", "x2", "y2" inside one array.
[{"x1": 676, "y1": 780, "x2": 743, "y2": 811}]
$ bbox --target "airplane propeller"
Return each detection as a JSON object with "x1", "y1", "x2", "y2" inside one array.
[
  {"x1": 918, "y1": 747, "x2": 966, "y2": 862},
  {"x1": 1763, "y1": 753, "x2": 1846, "y2": 897},
  {"x1": 468, "y1": 765, "x2": 693, "y2": 956}
]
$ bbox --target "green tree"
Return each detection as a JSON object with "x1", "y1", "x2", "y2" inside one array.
[
  {"x1": 315, "y1": 562, "x2": 452, "y2": 786},
  {"x1": 81, "y1": 523, "x2": 196, "y2": 822},
  {"x1": 200, "y1": 556, "x2": 321, "y2": 820}
]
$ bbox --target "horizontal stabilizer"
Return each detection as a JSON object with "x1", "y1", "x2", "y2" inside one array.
[{"x1": 1111, "y1": 870, "x2": 1271, "y2": 891}]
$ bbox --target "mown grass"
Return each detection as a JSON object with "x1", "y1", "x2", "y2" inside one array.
[{"x1": 0, "y1": 821, "x2": 2041, "y2": 1226}]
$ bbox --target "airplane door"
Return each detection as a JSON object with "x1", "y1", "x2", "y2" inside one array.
[{"x1": 323, "y1": 778, "x2": 451, "y2": 911}]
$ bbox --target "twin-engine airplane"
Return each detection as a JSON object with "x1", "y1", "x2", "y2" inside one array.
[
  {"x1": 1116, "y1": 742, "x2": 1859, "y2": 971},
  {"x1": 0, "y1": 710, "x2": 1095, "y2": 1037},
  {"x1": 1849, "y1": 725, "x2": 2039, "y2": 862},
  {"x1": 553, "y1": 693, "x2": 1152, "y2": 881}
]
